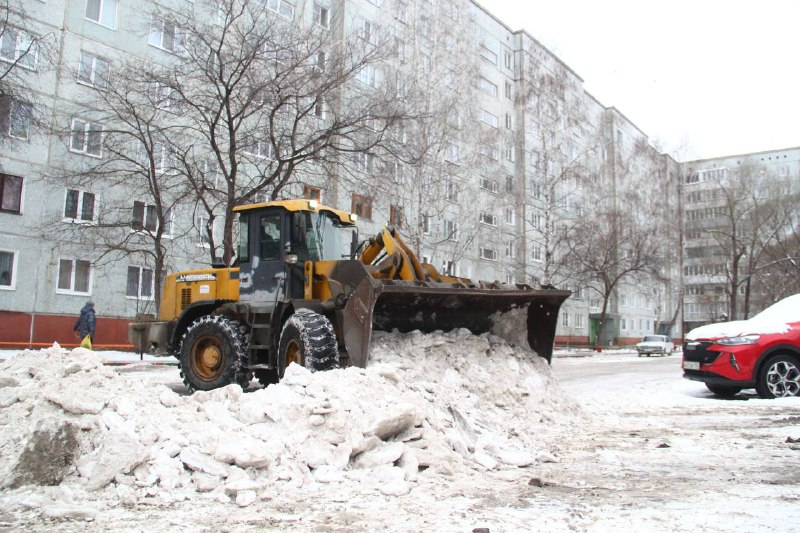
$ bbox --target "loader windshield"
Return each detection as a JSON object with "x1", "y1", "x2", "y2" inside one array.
[{"x1": 302, "y1": 211, "x2": 356, "y2": 262}]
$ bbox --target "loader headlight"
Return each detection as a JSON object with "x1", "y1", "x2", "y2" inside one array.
[{"x1": 716, "y1": 334, "x2": 760, "y2": 346}]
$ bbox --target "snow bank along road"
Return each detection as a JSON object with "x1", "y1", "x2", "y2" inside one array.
[{"x1": 0, "y1": 331, "x2": 799, "y2": 532}]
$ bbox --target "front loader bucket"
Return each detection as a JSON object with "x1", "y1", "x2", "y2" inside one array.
[{"x1": 340, "y1": 276, "x2": 570, "y2": 368}]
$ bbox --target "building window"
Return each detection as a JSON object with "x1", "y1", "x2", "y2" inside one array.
[
  {"x1": 479, "y1": 45, "x2": 497, "y2": 65},
  {"x1": 479, "y1": 77, "x2": 497, "y2": 96},
  {"x1": 352, "y1": 194, "x2": 373, "y2": 220},
  {"x1": 443, "y1": 219, "x2": 458, "y2": 241},
  {"x1": 444, "y1": 180, "x2": 457, "y2": 201},
  {"x1": 442, "y1": 260, "x2": 457, "y2": 276},
  {"x1": 64, "y1": 189, "x2": 97, "y2": 223},
  {"x1": 480, "y1": 177, "x2": 498, "y2": 194},
  {"x1": 132, "y1": 201, "x2": 157, "y2": 232},
  {"x1": 531, "y1": 245, "x2": 542, "y2": 261},
  {"x1": 480, "y1": 247, "x2": 497, "y2": 261},
  {"x1": 563, "y1": 312, "x2": 570, "y2": 327},
  {"x1": 575, "y1": 314, "x2": 584, "y2": 328},
  {"x1": 78, "y1": 52, "x2": 110, "y2": 89},
  {"x1": 242, "y1": 137, "x2": 274, "y2": 159},
  {"x1": 1, "y1": 98, "x2": 32, "y2": 140},
  {"x1": 303, "y1": 184, "x2": 321, "y2": 202},
  {"x1": 480, "y1": 109, "x2": 498, "y2": 128},
  {"x1": 313, "y1": 2, "x2": 329, "y2": 29},
  {"x1": 479, "y1": 212, "x2": 497, "y2": 227},
  {"x1": 422, "y1": 214, "x2": 431, "y2": 234},
  {"x1": 444, "y1": 144, "x2": 459, "y2": 164},
  {"x1": 505, "y1": 241, "x2": 516, "y2": 259},
  {"x1": 354, "y1": 152, "x2": 374, "y2": 173},
  {"x1": 503, "y1": 50, "x2": 512, "y2": 70},
  {"x1": 0, "y1": 249, "x2": 17, "y2": 289},
  {"x1": 391, "y1": 162, "x2": 404, "y2": 184},
  {"x1": 57, "y1": 258, "x2": 92, "y2": 294},
  {"x1": 389, "y1": 204, "x2": 403, "y2": 228},
  {"x1": 0, "y1": 27, "x2": 38, "y2": 69},
  {"x1": 481, "y1": 144, "x2": 497, "y2": 161},
  {"x1": 196, "y1": 216, "x2": 210, "y2": 246},
  {"x1": 85, "y1": 0, "x2": 117, "y2": 28},
  {"x1": 504, "y1": 81, "x2": 512, "y2": 99},
  {"x1": 70, "y1": 119, "x2": 103, "y2": 157},
  {"x1": 357, "y1": 64, "x2": 376, "y2": 86},
  {"x1": 148, "y1": 18, "x2": 184, "y2": 53},
  {"x1": 504, "y1": 207, "x2": 515, "y2": 225},
  {"x1": 127, "y1": 265, "x2": 154, "y2": 299},
  {"x1": 0, "y1": 173, "x2": 23, "y2": 214},
  {"x1": 505, "y1": 113, "x2": 513, "y2": 130},
  {"x1": 357, "y1": 17, "x2": 378, "y2": 45},
  {"x1": 504, "y1": 145, "x2": 514, "y2": 162},
  {"x1": 132, "y1": 202, "x2": 172, "y2": 235},
  {"x1": 263, "y1": 0, "x2": 294, "y2": 19}
]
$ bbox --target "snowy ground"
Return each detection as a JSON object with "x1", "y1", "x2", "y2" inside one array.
[{"x1": 0, "y1": 331, "x2": 799, "y2": 532}]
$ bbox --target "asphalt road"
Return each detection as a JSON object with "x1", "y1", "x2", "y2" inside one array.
[{"x1": 551, "y1": 349, "x2": 687, "y2": 397}]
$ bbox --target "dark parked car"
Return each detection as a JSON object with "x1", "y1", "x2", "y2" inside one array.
[{"x1": 683, "y1": 294, "x2": 800, "y2": 398}]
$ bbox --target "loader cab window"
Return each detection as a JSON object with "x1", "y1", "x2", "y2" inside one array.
[
  {"x1": 238, "y1": 216, "x2": 250, "y2": 263},
  {"x1": 260, "y1": 213, "x2": 282, "y2": 260},
  {"x1": 301, "y1": 211, "x2": 356, "y2": 262}
]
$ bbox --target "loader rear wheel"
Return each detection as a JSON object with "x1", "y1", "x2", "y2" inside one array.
[
  {"x1": 278, "y1": 309, "x2": 339, "y2": 378},
  {"x1": 179, "y1": 315, "x2": 249, "y2": 392}
]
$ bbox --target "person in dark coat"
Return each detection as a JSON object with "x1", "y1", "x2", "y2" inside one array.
[{"x1": 73, "y1": 301, "x2": 96, "y2": 341}]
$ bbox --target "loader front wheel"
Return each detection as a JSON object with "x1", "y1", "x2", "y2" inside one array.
[
  {"x1": 179, "y1": 315, "x2": 249, "y2": 392},
  {"x1": 278, "y1": 309, "x2": 339, "y2": 378}
]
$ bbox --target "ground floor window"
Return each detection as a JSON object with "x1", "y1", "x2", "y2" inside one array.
[
  {"x1": 126, "y1": 265, "x2": 154, "y2": 299},
  {"x1": 0, "y1": 249, "x2": 17, "y2": 289}
]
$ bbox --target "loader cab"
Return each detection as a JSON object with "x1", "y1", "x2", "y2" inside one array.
[{"x1": 233, "y1": 200, "x2": 358, "y2": 307}]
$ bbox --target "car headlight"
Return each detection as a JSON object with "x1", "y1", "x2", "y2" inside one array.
[{"x1": 716, "y1": 334, "x2": 760, "y2": 346}]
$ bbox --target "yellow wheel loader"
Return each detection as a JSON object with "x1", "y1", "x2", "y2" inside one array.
[{"x1": 129, "y1": 199, "x2": 570, "y2": 391}]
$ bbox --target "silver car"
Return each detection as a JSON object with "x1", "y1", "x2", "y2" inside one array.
[{"x1": 636, "y1": 335, "x2": 675, "y2": 357}]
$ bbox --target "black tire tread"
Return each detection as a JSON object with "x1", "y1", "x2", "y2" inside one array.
[
  {"x1": 279, "y1": 309, "x2": 339, "y2": 376},
  {"x1": 178, "y1": 315, "x2": 249, "y2": 392}
]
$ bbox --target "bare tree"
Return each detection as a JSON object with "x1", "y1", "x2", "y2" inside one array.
[
  {"x1": 710, "y1": 165, "x2": 798, "y2": 319},
  {"x1": 0, "y1": 0, "x2": 54, "y2": 147},
  {"x1": 704, "y1": 165, "x2": 793, "y2": 319},
  {"x1": 47, "y1": 65, "x2": 195, "y2": 314},
  {"x1": 143, "y1": 0, "x2": 413, "y2": 266},
  {"x1": 520, "y1": 61, "x2": 601, "y2": 288},
  {"x1": 567, "y1": 208, "x2": 661, "y2": 345},
  {"x1": 364, "y1": 0, "x2": 495, "y2": 277}
]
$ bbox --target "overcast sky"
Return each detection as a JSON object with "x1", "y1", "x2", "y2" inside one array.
[{"x1": 482, "y1": 0, "x2": 800, "y2": 161}]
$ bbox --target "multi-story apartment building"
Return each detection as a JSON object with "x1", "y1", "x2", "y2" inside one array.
[
  {"x1": 682, "y1": 147, "x2": 800, "y2": 332},
  {"x1": 1, "y1": 0, "x2": 682, "y2": 348}
]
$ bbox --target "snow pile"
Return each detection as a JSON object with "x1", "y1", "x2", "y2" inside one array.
[{"x1": 0, "y1": 329, "x2": 577, "y2": 515}]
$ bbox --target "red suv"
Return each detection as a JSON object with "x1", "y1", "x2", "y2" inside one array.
[{"x1": 683, "y1": 294, "x2": 800, "y2": 398}]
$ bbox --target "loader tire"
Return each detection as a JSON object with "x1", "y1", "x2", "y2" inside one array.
[
  {"x1": 278, "y1": 309, "x2": 339, "y2": 378},
  {"x1": 178, "y1": 315, "x2": 249, "y2": 392}
]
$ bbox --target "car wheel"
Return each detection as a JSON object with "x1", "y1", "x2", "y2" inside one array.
[
  {"x1": 706, "y1": 384, "x2": 741, "y2": 398},
  {"x1": 756, "y1": 354, "x2": 800, "y2": 399}
]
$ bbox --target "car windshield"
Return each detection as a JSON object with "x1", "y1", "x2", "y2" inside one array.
[
  {"x1": 642, "y1": 336, "x2": 664, "y2": 342},
  {"x1": 303, "y1": 211, "x2": 357, "y2": 262}
]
